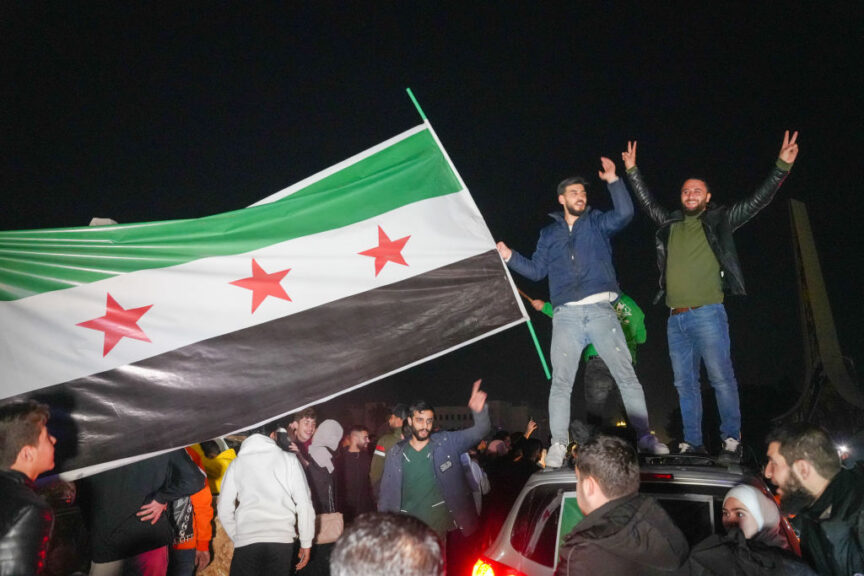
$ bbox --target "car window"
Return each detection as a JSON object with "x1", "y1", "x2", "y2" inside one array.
[
  {"x1": 511, "y1": 483, "x2": 569, "y2": 567},
  {"x1": 510, "y1": 480, "x2": 731, "y2": 568},
  {"x1": 642, "y1": 482, "x2": 728, "y2": 545}
]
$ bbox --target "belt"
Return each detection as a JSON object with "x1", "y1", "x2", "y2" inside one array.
[{"x1": 670, "y1": 306, "x2": 703, "y2": 316}]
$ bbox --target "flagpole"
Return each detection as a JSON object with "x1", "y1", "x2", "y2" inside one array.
[
  {"x1": 526, "y1": 319, "x2": 551, "y2": 380},
  {"x1": 404, "y1": 87, "x2": 551, "y2": 380},
  {"x1": 405, "y1": 87, "x2": 427, "y2": 121}
]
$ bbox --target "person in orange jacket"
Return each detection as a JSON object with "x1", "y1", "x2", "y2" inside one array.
[{"x1": 167, "y1": 448, "x2": 214, "y2": 576}]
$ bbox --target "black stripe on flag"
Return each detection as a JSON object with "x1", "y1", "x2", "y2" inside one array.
[{"x1": 22, "y1": 250, "x2": 523, "y2": 475}]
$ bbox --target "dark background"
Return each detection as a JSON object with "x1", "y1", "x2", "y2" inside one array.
[{"x1": 2, "y1": 4, "x2": 861, "y2": 441}]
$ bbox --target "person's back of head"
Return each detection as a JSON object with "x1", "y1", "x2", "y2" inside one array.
[
  {"x1": 330, "y1": 512, "x2": 443, "y2": 576},
  {"x1": 0, "y1": 400, "x2": 54, "y2": 479},
  {"x1": 574, "y1": 435, "x2": 639, "y2": 510},
  {"x1": 199, "y1": 440, "x2": 222, "y2": 459}
]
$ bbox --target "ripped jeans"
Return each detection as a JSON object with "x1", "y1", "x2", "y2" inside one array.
[{"x1": 548, "y1": 302, "x2": 650, "y2": 446}]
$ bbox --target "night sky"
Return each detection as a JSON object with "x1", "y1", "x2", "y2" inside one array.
[{"x1": 2, "y1": 4, "x2": 862, "y2": 439}]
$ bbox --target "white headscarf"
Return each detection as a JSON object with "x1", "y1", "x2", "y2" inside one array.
[
  {"x1": 309, "y1": 419, "x2": 343, "y2": 473},
  {"x1": 724, "y1": 484, "x2": 787, "y2": 549}
]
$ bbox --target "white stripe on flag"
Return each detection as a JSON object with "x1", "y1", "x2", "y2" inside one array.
[{"x1": 1, "y1": 190, "x2": 495, "y2": 396}]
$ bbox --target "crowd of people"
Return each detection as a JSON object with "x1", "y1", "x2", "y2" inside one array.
[
  {"x1": 3, "y1": 391, "x2": 864, "y2": 576},
  {"x1": 2, "y1": 387, "x2": 864, "y2": 576}
]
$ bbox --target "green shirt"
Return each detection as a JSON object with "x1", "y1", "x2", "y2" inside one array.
[
  {"x1": 665, "y1": 214, "x2": 724, "y2": 308},
  {"x1": 400, "y1": 443, "x2": 454, "y2": 536}
]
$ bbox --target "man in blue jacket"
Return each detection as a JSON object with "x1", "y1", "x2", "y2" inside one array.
[
  {"x1": 497, "y1": 157, "x2": 668, "y2": 468},
  {"x1": 378, "y1": 379, "x2": 490, "y2": 573}
]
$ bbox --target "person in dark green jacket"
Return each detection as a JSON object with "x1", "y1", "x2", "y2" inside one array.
[{"x1": 532, "y1": 293, "x2": 646, "y2": 431}]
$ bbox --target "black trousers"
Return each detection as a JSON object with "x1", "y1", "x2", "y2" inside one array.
[{"x1": 230, "y1": 542, "x2": 295, "y2": 576}]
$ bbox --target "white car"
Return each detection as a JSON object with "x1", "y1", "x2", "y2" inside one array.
[{"x1": 472, "y1": 455, "x2": 798, "y2": 576}]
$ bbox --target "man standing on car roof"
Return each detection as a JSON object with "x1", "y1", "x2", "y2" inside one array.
[
  {"x1": 497, "y1": 157, "x2": 669, "y2": 469},
  {"x1": 557, "y1": 435, "x2": 689, "y2": 575},
  {"x1": 622, "y1": 132, "x2": 799, "y2": 462}
]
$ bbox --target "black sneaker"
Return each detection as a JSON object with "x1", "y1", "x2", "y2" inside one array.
[
  {"x1": 678, "y1": 442, "x2": 708, "y2": 455},
  {"x1": 718, "y1": 437, "x2": 742, "y2": 464}
]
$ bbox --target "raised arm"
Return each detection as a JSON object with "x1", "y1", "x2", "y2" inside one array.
[
  {"x1": 727, "y1": 130, "x2": 799, "y2": 231},
  {"x1": 597, "y1": 157, "x2": 634, "y2": 234},
  {"x1": 453, "y1": 380, "x2": 491, "y2": 454},
  {"x1": 622, "y1": 140, "x2": 673, "y2": 225}
]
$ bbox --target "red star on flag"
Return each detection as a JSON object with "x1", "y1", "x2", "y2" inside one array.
[
  {"x1": 230, "y1": 258, "x2": 292, "y2": 313},
  {"x1": 359, "y1": 225, "x2": 411, "y2": 276},
  {"x1": 77, "y1": 293, "x2": 154, "y2": 357}
]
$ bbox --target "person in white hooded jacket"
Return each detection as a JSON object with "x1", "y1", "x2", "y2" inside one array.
[{"x1": 218, "y1": 423, "x2": 316, "y2": 575}]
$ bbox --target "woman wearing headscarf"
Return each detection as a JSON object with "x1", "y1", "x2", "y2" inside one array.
[
  {"x1": 690, "y1": 484, "x2": 816, "y2": 575},
  {"x1": 301, "y1": 419, "x2": 343, "y2": 576}
]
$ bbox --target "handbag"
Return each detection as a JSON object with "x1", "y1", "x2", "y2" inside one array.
[
  {"x1": 314, "y1": 512, "x2": 344, "y2": 544},
  {"x1": 169, "y1": 496, "x2": 194, "y2": 544}
]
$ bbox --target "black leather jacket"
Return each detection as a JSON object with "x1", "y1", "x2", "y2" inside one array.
[
  {"x1": 0, "y1": 469, "x2": 54, "y2": 576},
  {"x1": 625, "y1": 163, "x2": 789, "y2": 304}
]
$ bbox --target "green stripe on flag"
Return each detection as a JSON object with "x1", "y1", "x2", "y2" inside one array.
[{"x1": 0, "y1": 129, "x2": 460, "y2": 301}]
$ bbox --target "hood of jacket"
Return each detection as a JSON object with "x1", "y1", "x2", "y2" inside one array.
[
  {"x1": 237, "y1": 433, "x2": 278, "y2": 456},
  {"x1": 565, "y1": 493, "x2": 689, "y2": 571}
]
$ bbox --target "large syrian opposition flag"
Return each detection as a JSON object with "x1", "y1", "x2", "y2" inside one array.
[{"x1": 0, "y1": 123, "x2": 527, "y2": 478}]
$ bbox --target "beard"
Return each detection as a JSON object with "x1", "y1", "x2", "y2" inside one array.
[
  {"x1": 681, "y1": 200, "x2": 708, "y2": 216},
  {"x1": 778, "y1": 473, "x2": 815, "y2": 515},
  {"x1": 410, "y1": 426, "x2": 430, "y2": 442},
  {"x1": 565, "y1": 204, "x2": 586, "y2": 218}
]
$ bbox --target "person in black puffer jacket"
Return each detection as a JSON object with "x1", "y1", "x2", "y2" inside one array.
[{"x1": 556, "y1": 436, "x2": 689, "y2": 576}]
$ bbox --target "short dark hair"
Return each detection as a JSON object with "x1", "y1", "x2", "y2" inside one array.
[
  {"x1": 408, "y1": 401, "x2": 435, "y2": 418},
  {"x1": 681, "y1": 177, "x2": 711, "y2": 194},
  {"x1": 519, "y1": 437, "x2": 544, "y2": 462},
  {"x1": 574, "y1": 435, "x2": 639, "y2": 500},
  {"x1": 767, "y1": 422, "x2": 841, "y2": 480},
  {"x1": 557, "y1": 176, "x2": 590, "y2": 196},
  {"x1": 390, "y1": 403, "x2": 408, "y2": 420},
  {"x1": 348, "y1": 425, "x2": 369, "y2": 435},
  {"x1": 0, "y1": 401, "x2": 51, "y2": 468},
  {"x1": 199, "y1": 440, "x2": 221, "y2": 458},
  {"x1": 292, "y1": 407, "x2": 317, "y2": 423},
  {"x1": 330, "y1": 512, "x2": 443, "y2": 576}
]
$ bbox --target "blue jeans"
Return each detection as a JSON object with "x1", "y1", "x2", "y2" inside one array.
[
  {"x1": 549, "y1": 303, "x2": 650, "y2": 445},
  {"x1": 667, "y1": 303, "x2": 740, "y2": 446},
  {"x1": 583, "y1": 355, "x2": 625, "y2": 428},
  {"x1": 168, "y1": 548, "x2": 195, "y2": 576}
]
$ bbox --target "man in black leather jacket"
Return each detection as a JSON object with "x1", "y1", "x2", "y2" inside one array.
[
  {"x1": 0, "y1": 400, "x2": 56, "y2": 576},
  {"x1": 621, "y1": 132, "x2": 799, "y2": 462}
]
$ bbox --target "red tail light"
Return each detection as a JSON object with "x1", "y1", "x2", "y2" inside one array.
[
  {"x1": 471, "y1": 556, "x2": 527, "y2": 576},
  {"x1": 640, "y1": 472, "x2": 674, "y2": 480}
]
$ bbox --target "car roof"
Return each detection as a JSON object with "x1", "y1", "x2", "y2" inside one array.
[{"x1": 523, "y1": 454, "x2": 763, "y2": 491}]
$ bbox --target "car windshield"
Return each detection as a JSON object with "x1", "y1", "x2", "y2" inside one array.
[{"x1": 510, "y1": 480, "x2": 731, "y2": 568}]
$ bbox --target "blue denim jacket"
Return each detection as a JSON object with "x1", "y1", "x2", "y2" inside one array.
[
  {"x1": 377, "y1": 407, "x2": 490, "y2": 536},
  {"x1": 506, "y1": 178, "x2": 633, "y2": 307}
]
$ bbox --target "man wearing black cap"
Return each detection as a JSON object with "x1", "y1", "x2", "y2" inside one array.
[{"x1": 370, "y1": 403, "x2": 407, "y2": 501}]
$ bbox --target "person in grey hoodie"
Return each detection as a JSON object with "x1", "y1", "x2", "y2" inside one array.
[{"x1": 556, "y1": 435, "x2": 689, "y2": 576}]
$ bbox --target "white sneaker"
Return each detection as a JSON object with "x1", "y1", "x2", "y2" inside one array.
[
  {"x1": 545, "y1": 442, "x2": 568, "y2": 468},
  {"x1": 718, "y1": 437, "x2": 743, "y2": 464},
  {"x1": 638, "y1": 434, "x2": 670, "y2": 455}
]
